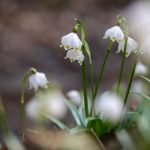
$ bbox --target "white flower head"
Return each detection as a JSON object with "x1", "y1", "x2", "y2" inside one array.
[
  {"x1": 67, "y1": 90, "x2": 81, "y2": 106},
  {"x1": 117, "y1": 37, "x2": 138, "y2": 57},
  {"x1": 66, "y1": 49, "x2": 84, "y2": 65},
  {"x1": 29, "y1": 72, "x2": 48, "y2": 91},
  {"x1": 95, "y1": 92, "x2": 124, "y2": 123},
  {"x1": 103, "y1": 26, "x2": 125, "y2": 42},
  {"x1": 61, "y1": 32, "x2": 82, "y2": 50},
  {"x1": 135, "y1": 62, "x2": 149, "y2": 75},
  {"x1": 26, "y1": 90, "x2": 67, "y2": 120}
]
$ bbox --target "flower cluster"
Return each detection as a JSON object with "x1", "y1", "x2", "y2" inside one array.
[
  {"x1": 61, "y1": 32, "x2": 84, "y2": 65},
  {"x1": 103, "y1": 26, "x2": 138, "y2": 57}
]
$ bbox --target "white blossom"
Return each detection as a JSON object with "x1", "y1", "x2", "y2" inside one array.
[
  {"x1": 26, "y1": 90, "x2": 67, "y2": 120},
  {"x1": 135, "y1": 62, "x2": 149, "y2": 75},
  {"x1": 29, "y1": 72, "x2": 48, "y2": 91},
  {"x1": 61, "y1": 32, "x2": 82, "y2": 50},
  {"x1": 95, "y1": 92, "x2": 124, "y2": 122},
  {"x1": 67, "y1": 90, "x2": 81, "y2": 106},
  {"x1": 103, "y1": 26, "x2": 125, "y2": 42},
  {"x1": 117, "y1": 37, "x2": 138, "y2": 57},
  {"x1": 66, "y1": 49, "x2": 84, "y2": 65}
]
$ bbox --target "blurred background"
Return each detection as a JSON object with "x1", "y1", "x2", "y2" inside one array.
[{"x1": 0, "y1": 0, "x2": 150, "y2": 149}]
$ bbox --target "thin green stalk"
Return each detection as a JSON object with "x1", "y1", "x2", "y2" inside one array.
[
  {"x1": 0, "y1": 100, "x2": 9, "y2": 136},
  {"x1": 90, "y1": 63, "x2": 95, "y2": 101},
  {"x1": 116, "y1": 37, "x2": 128, "y2": 94},
  {"x1": 93, "y1": 41, "x2": 112, "y2": 100},
  {"x1": 20, "y1": 68, "x2": 36, "y2": 140},
  {"x1": 91, "y1": 129, "x2": 106, "y2": 150},
  {"x1": 90, "y1": 41, "x2": 112, "y2": 116},
  {"x1": 124, "y1": 59, "x2": 137, "y2": 105},
  {"x1": 82, "y1": 54, "x2": 89, "y2": 117},
  {"x1": 75, "y1": 20, "x2": 89, "y2": 117}
]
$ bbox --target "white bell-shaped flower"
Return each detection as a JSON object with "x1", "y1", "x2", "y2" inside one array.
[
  {"x1": 66, "y1": 49, "x2": 84, "y2": 65},
  {"x1": 67, "y1": 90, "x2": 81, "y2": 106},
  {"x1": 103, "y1": 26, "x2": 125, "y2": 42},
  {"x1": 95, "y1": 92, "x2": 124, "y2": 123},
  {"x1": 61, "y1": 32, "x2": 82, "y2": 50},
  {"x1": 117, "y1": 37, "x2": 138, "y2": 57},
  {"x1": 135, "y1": 62, "x2": 149, "y2": 75},
  {"x1": 29, "y1": 72, "x2": 48, "y2": 91}
]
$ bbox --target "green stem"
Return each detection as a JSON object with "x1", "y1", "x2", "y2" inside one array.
[
  {"x1": 90, "y1": 41, "x2": 112, "y2": 115},
  {"x1": 116, "y1": 37, "x2": 128, "y2": 94},
  {"x1": 90, "y1": 63, "x2": 95, "y2": 101},
  {"x1": 94, "y1": 41, "x2": 112, "y2": 99},
  {"x1": 82, "y1": 53, "x2": 89, "y2": 117},
  {"x1": 20, "y1": 68, "x2": 36, "y2": 140},
  {"x1": 75, "y1": 20, "x2": 89, "y2": 117},
  {"x1": 124, "y1": 59, "x2": 137, "y2": 105}
]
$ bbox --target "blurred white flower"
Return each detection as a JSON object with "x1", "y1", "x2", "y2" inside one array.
[
  {"x1": 95, "y1": 92, "x2": 124, "y2": 122},
  {"x1": 26, "y1": 90, "x2": 67, "y2": 120},
  {"x1": 61, "y1": 32, "x2": 82, "y2": 50},
  {"x1": 103, "y1": 26, "x2": 125, "y2": 42},
  {"x1": 135, "y1": 62, "x2": 148, "y2": 75},
  {"x1": 29, "y1": 72, "x2": 48, "y2": 91},
  {"x1": 66, "y1": 49, "x2": 84, "y2": 65},
  {"x1": 117, "y1": 37, "x2": 138, "y2": 57},
  {"x1": 67, "y1": 90, "x2": 81, "y2": 106}
]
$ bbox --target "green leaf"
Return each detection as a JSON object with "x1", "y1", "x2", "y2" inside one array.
[
  {"x1": 123, "y1": 99, "x2": 146, "y2": 129},
  {"x1": 42, "y1": 114, "x2": 69, "y2": 130},
  {"x1": 87, "y1": 118, "x2": 111, "y2": 136},
  {"x1": 70, "y1": 126, "x2": 90, "y2": 134},
  {"x1": 139, "y1": 75, "x2": 150, "y2": 83},
  {"x1": 85, "y1": 117, "x2": 97, "y2": 125},
  {"x1": 65, "y1": 99, "x2": 84, "y2": 126},
  {"x1": 130, "y1": 91, "x2": 150, "y2": 101}
]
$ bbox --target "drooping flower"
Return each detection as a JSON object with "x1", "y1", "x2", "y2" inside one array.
[
  {"x1": 67, "y1": 90, "x2": 81, "y2": 106},
  {"x1": 135, "y1": 62, "x2": 149, "y2": 75},
  {"x1": 95, "y1": 92, "x2": 124, "y2": 122},
  {"x1": 117, "y1": 37, "x2": 138, "y2": 57},
  {"x1": 103, "y1": 26, "x2": 125, "y2": 42},
  {"x1": 29, "y1": 72, "x2": 48, "y2": 91},
  {"x1": 61, "y1": 32, "x2": 82, "y2": 50},
  {"x1": 66, "y1": 49, "x2": 84, "y2": 65}
]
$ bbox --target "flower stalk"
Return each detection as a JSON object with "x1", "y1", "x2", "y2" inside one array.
[
  {"x1": 74, "y1": 19, "x2": 89, "y2": 117},
  {"x1": 90, "y1": 40, "x2": 112, "y2": 115},
  {"x1": 124, "y1": 58, "x2": 137, "y2": 105},
  {"x1": 116, "y1": 37, "x2": 128, "y2": 94},
  {"x1": 20, "y1": 68, "x2": 36, "y2": 140}
]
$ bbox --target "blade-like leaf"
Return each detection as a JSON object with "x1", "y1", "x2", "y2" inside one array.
[
  {"x1": 65, "y1": 99, "x2": 84, "y2": 126},
  {"x1": 139, "y1": 75, "x2": 150, "y2": 83},
  {"x1": 130, "y1": 91, "x2": 150, "y2": 101},
  {"x1": 122, "y1": 98, "x2": 146, "y2": 129},
  {"x1": 42, "y1": 114, "x2": 69, "y2": 130},
  {"x1": 70, "y1": 127, "x2": 90, "y2": 134}
]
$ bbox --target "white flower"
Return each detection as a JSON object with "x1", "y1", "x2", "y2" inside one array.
[
  {"x1": 26, "y1": 90, "x2": 67, "y2": 120},
  {"x1": 95, "y1": 92, "x2": 124, "y2": 122},
  {"x1": 29, "y1": 72, "x2": 48, "y2": 91},
  {"x1": 67, "y1": 90, "x2": 81, "y2": 106},
  {"x1": 61, "y1": 32, "x2": 82, "y2": 50},
  {"x1": 66, "y1": 49, "x2": 84, "y2": 65},
  {"x1": 117, "y1": 37, "x2": 138, "y2": 57},
  {"x1": 103, "y1": 26, "x2": 125, "y2": 42},
  {"x1": 135, "y1": 62, "x2": 149, "y2": 75}
]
